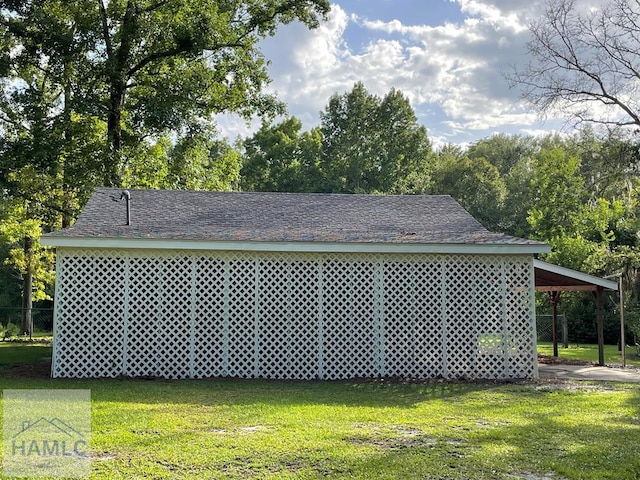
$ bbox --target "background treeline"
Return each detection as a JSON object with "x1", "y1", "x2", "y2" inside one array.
[{"x1": 2, "y1": 81, "x2": 639, "y2": 345}]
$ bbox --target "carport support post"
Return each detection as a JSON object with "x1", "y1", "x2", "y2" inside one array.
[
  {"x1": 619, "y1": 275, "x2": 626, "y2": 368},
  {"x1": 548, "y1": 291, "x2": 561, "y2": 357},
  {"x1": 596, "y1": 286, "x2": 605, "y2": 366}
]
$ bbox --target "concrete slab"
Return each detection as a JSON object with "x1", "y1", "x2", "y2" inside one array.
[{"x1": 538, "y1": 363, "x2": 640, "y2": 383}]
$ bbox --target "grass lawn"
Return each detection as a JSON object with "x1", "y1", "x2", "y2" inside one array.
[
  {"x1": 537, "y1": 342, "x2": 640, "y2": 367},
  {"x1": 0, "y1": 341, "x2": 51, "y2": 372},
  {"x1": 0, "y1": 343, "x2": 639, "y2": 479}
]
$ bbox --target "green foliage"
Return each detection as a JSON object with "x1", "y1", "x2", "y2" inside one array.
[
  {"x1": 467, "y1": 133, "x2": 538, "y2": 176},
  {"x1": 1, "y1": 0, "x2": 330, "y2": 188},
  {"x1": 0, "y1": 239, "x2": 21, "y2": 307},
  {"x1": 1, "y1": 322, "x2": 19, "y2": 340},
  {"x1": 120, "y1": 138, "x2": 172, "y2": 189},
  {"x1": 120, "y1": 134, "x2": 242, "y2": 191},
  {"x1": 527, "y1": 147, "x2": 586, "y2": 239},
  {"x1": 572, "y1": 127, "x2": 640, "y2": 201},
  {"x1": 501, "y1": 156, "x2": 535, "y2": 237},
  {"x1": 241, "y1": 117, "x2": 322, "y2": 192},
  {"x1": 241, "y1": 84, "x2": 434, "y2": 194},
  {"x1": 319, "y1": 83, "x2": 434, "y2": 194},
  {"x1": 0, "y1": 200, "x2": 55, "y2": 303},
  {"x1": 430, "y1": 147, "x2": 507, "y2": 231}
]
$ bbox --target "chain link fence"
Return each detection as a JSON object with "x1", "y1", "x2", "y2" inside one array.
[
  {"x1": 536, "y1": 313, "x2": 568, "y2": 346},
  {"x1": 0, "y1": 307, "x2": 54, "y2": 333}
]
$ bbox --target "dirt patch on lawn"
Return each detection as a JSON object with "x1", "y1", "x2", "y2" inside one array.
[{"x1": 346, "y1": 424, "x2": 438, "y2": 449}]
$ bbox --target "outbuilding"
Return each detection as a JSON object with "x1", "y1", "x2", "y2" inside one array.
[{"x1": 42, "y1": 188, "x2": 550, "y2": 380}]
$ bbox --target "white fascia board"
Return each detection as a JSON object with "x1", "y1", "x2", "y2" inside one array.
[
  {"x1": 42, "y1": 236, "x2": 551, "y2": 255},
  {"x1": 534, "y1": 259, "x2": 618, "y2": 290}
]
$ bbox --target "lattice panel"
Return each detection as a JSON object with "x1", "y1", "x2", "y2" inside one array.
[
  {"x1": 227, "y1": 256, "x2": 259, "y2": 377},
  {"x1": 52, "y1": 255, "x2": 95, "y2": 378},
  {"x1": 444, "y1": 256, "x2": 478, "y2": 378},
  {"x1": 257, "y1": 258, "x2": 320, "y2": 379},
  {"x1": 156, "y1": 257, "x2": 193, "y2": 379},
  {"x1": 505, "y1": 259, "x2": 537, "y2": 378},
  {"x1": 321, "y1": 259, "x2": 379, "y2": 379},
  {"x1": 193, "y1": 257, "x2": 226, "y2": 378},
  {"x1": 472, "y1": 260, "x2": 507, "y2": 378},
  {"x1": 51, "y1": 249, "x2": 537, "y2": 380},
  {"x1": 125, "y1": 256, "x2": 161, "y2": 377},
  {"x1": 383, "y1": 261, "x2": 444, "y2": 378},
  {"x1": 90, "y1": 256, "x2": 126, "y2": 378}
]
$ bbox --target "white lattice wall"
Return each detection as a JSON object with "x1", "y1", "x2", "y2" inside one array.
[{"x1": 51, "y1": 249, "x2": 537, "y2": 379}]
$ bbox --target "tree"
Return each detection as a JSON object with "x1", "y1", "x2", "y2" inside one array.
[
  {"x1": 374, "y1": 89, "x2": 434, "y2": 194},
  {"x1": 430, "y1": 147, "x2": 507, "y2": 231},
  {"x1": 1, "y1": 0, "x2": 331, "y2": 187},
  {"x1": 569, "y1": 127, "x2": 640, "y2": 203},
  {"x1": 510, "y1": 0, "x2": 640, "y2": 128},
  {"x1": 168, "y1": 135, "x2": 242, "y2": 191},
  {"x1": 0, "y1": 197, "x2": 55, "y2": 337},
  {"x1": 240, "y1": 117, "x2": 322, "y2": 192},
  {"x1": 121, "y1": 131, "x2": 243, "y2": 191},
  {"x1": 467, "y1": 134, "x2": 538, "y2": 177},
  {"x1": 319, "y1": 83, "x2": 433, "y2": 194},
  {"x1": 528, "y1": 147, "x2": 587, "y2": 240}
]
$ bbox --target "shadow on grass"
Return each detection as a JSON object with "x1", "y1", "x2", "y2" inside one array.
[
  {"x1": 88, "y1": 381, "x2": 640, "y2": 479},
  {"x1": 0, "y1": 341, "x2": 52, "y2": 374},
  {"x1": 0, "y1": 372, "x2": 517, "y2": 409},
  {"x1": 95, "y1": 377, "x2": 504, "y2": 408},
  {"x1": 0, "y1": 341, "x2": 519, "y2": 408}
]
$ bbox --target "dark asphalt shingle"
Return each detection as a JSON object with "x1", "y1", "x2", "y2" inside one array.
[{"x1": 44, "y1": 188, "x2": 542, "y2": 245}]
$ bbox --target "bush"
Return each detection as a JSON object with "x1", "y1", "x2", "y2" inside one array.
[{"x1": 1, "y1": 322, "x2": 20, "y2": 340}]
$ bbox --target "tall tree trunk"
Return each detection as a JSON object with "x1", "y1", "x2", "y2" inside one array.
[
  {"x1": 62, "y1": 62, "x2": 74, "y2": 228},
  {"x1": 21, "y1": 235, "x2": 33, "y2": 339},
  {"x1": 105, "y1": 87, "x2": 125, "y2": 187},
  {"x1": 103, "y1": 0, "x2": 137, "y2": 188}
]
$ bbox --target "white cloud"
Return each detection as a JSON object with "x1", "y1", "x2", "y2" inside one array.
[{"x1": 216, "y1": 0, "x2": 574, "y2": 146}]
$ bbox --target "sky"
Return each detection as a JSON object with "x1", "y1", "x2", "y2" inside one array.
[{"x1": 216, "y1": 0, "x2": 601, "y2": 148}]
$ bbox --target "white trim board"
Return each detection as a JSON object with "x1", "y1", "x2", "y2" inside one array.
[
  {"x1": 41, "y1": 236, "x2": 551, "y2": 255},
  {"x1": 534, "y1": 259, "x2": 618, "y2": 290}
]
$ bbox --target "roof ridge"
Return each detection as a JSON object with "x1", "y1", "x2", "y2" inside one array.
[{"x1": 42, "y1": 188, "x2": 547, "y2": 249}]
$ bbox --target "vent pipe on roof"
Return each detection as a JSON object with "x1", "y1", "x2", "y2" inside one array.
[{"x1": 120, "y1": 190, "x2": 131, "y2": 226}]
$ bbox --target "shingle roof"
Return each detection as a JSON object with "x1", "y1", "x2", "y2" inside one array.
[{"x1": 44, "y1": 188, "x2": 543, "y2": 245}]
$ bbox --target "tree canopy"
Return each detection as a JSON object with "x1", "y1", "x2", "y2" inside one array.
[
  {"x1": 0, "y1": 0, "x2": 330, "y2": 196},
  {"x1": 0, "y1": 0, "x2": 330, "y2": 321},
  {"x1": 240, "y1": 83, "x2": 435, "y2": 194},
  {"x1": 319, "y1": 83, "x2": 433, "y2": 194},
  {"x1": 510, "y1": 0, "x2": 640, "y2": 129}
]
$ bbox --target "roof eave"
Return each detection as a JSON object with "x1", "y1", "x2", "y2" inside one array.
[
  {"x1": 41, "y1": 236, "x2": 550, "y2": 255},
  {"x1": 534, "y1": 259, "x2": 619, "y2": 291}
]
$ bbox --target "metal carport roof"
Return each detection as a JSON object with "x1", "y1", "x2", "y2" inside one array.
[
  {"x1": 534, "y1": 260, "x2": 618, "y2": 292},
  {"x1": 533, "y1": 259, "x2": 619, "y2": 366}
]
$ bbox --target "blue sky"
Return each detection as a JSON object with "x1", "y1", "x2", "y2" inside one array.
[{"x1": 217, "y1": 0, "x2": 601, "y2": 148}]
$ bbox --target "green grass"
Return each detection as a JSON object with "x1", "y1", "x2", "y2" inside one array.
[
  {"x1": 537, "y1": 342, "x2": 640, "y2": 367},
  {"x1": 0, "y1": 376, "x2": 639, "y2": 479},
  {"x1": 0, "y1": 341, "x2": 639, "y2": 479},
  {"x1": 0, "y1": 341, "x2": 52, "y2": 371}
]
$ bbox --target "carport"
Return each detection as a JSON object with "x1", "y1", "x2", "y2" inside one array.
[{"x1": 534, "y1": 260, "x2": 619, "y2": 366}]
